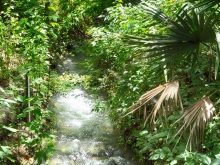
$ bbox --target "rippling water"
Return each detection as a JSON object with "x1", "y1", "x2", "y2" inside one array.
[
  {"x1": 45, "y1": 88, "x2": 141, "y2": 165},
  {"x1": 43, "y1": 57, "x2": 142, "y2": 165}
]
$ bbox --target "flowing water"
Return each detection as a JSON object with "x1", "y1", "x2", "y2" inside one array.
[{"x1": 44, "y1": 57, "x2": 141, "y2": 165}]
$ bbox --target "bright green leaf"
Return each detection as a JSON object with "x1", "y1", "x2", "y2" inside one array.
[
  {"x1": 2, "y1": 126, "x2": 18, "y2": 133},
  {"x1": 0, "y1": 151, "x2": 5, "y2": 159},
  {"x1": 149, "y1": 153, "x2": 160, "y2": 160},
  {"x1": 24, "y1": 106, "x2": 35, "y2": 113},
  {"x1": 170, "y1": 159, "x2": 178, "y2": 165},
  {"x1": 1, "y1": 146, "x2": 12, "y2": 155},
  {"x1": 200, "y1": 155, "x2": 211, "y2": 165},
  {"x1": 215, "y1": 32, "x2": 220, "y2": 79},
  {"x1": 16, "y1": 95, "x2": 25, "y2": 102},
  {"x1": 0, "y1": 87, "x2": 5, "y2": 94}
]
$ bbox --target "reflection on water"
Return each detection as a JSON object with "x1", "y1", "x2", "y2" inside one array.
[{"x1": 45, "y1": 88, "x2": 141, "y2": 165}]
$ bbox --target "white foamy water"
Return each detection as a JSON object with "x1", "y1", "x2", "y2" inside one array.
[{"x1": 45, "y1": 88, "x2": 141, "y2": 165}]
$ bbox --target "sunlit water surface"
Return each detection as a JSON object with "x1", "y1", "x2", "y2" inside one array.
[{"x1": 44, "y1": 57, "x2": 142, "y2": 165}]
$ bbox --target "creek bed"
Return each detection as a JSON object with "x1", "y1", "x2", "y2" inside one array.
[
  {"x1": 44, "y1": 57, "x2": 142, "y2": 165},
  {"x1": 45, "y1": 89, "x2": 141, "y2": 165}
]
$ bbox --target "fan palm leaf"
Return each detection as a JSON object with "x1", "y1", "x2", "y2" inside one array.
[
  {"x1": 147, "y1": 81, "x2": 182, "y2": 126},
  {"x1": 141, "y1": 2, "x2": 170, "y2": 24},
  {"x1": 123, "y1": 6, "x2": 217, "y2": 65},
  {"x1": 189, "y1": 0, "x2": 220, "y2": 12},
  {"x1": 171, "y1": 97, "x2": 215, "y2": 151},
  {"x1": 123, "y1": 81, "x2": 183, "y2": 128}
]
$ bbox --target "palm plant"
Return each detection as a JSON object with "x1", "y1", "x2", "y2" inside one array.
[
  {"x1": 188, "y1": 0, "x2": 220, "y2": 12},
  {"x1": 123, "y1": 81, "x2": 216, "y2": 151},
  {"x1": 122, "y1": 1, "x2": 219, "y2": 152},
  {"x1": 124, "y1": 3, "x2": 218, "y2": 69},
  {"x1": 171, "y1": 96, "x2": 215, "y2": 152},
  {"x1": 123, "y1": 81, "x2": 183, "y2": 128}
]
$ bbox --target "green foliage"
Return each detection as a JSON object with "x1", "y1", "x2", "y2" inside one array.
[
  {"x1": 1, "y1": 0, "x2": 220, "y2": 164},
  {"x1": 0, "y1": 0, "x2": 59, "y2": 163},
  {"x1": 124, "y1": 4, "x2": 219, "y2": 79},
  {"x1": 50, "y1": 72, "x2": 91, "y2": 92},
  {"x1": 86, "y1": 2, "x2": 163, "y2": 95},
  {"x1": 204, "y1": 116, "x2": 220, "y2": 157},
  {"x1": 0, "y1": 146, "x2": 15, "y2": 163},
  {"x1": 0, "y1": 89, "x2": 16, "y2": 163},
  {"x1": 0, "y1": 0, "x2": 112, "y2": 162},
  {"x1": 85, "y1": 0, "x2": 220, "y2": 164}
]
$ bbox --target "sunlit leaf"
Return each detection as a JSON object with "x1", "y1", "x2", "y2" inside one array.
[
  {"x1": 15, "y1": 95, "x2": 25, "y2": 102},
  {"x1": 0, "y1": 98, "x2": 16, "y2": 104},
  {"x1": 0, "y1": 87, "x2": 5, "y2": 94},
  {"x1": 24, "y1": 106, "x2": 35, "y2": 113},
  {"x1": 2, "y1": 126, "x2": 18, "y2": 133},
  {"x1": 0, "y1": 151, "x2": 5, "y2": 159},
  {"x1": 170, "y1": 159, "x2": 178, "y2": 165},
  {"x1": 200, "y1": 155, "x2": 211, "y2": 165},
  {"x1": 1, "y1": 146, "x2": 12, "y2": 155},
  {"x1": 215, "y1": 32, "x2": 220, "y2": 79}
]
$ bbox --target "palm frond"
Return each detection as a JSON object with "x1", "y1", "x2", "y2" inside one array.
[
  {"x1": 123, "y1": 81, "x2": 183, "y2": 128},
  {"x1": 188, "y1": 0, "x2": 220, "y2": 12},
  {"x1": 123, "y1": 8, "x2": 217, "y2": 64},
  {"x1": 171, "y1": 97, "x2": 215, "y2": 151},
  {"x1": 141, "y1": 2, "x2": 170, "y2": 24},
  {"x1": 123, "y1": 84, "x2": 165, "y2": 117},
  {"x1": 146, "y1": 81, "x2": 182, "y2": 127}
]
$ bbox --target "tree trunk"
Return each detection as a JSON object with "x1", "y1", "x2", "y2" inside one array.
[{"x1": 0, "y1": 0, "x2": 3, "y2": 12}]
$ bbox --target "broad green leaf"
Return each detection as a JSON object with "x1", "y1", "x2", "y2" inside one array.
[
  {"x1": 0, "y1": 99, "x2": 10, "y2": 107},
  {"x1": 32, "y1": 77, "x2": 43, "y2": 84},
  {"x1": 215, "y1": 154, "x2": 220, "y2": 159},
  {"x1": 35, "y1": 151, "x2": 47, "y2": 165},
  {"x1": 0, "y1": 151, "x2": 5, "y2": 159},
  {"x1": 0, "y1": 98, "x2": 16, "y2": 104},
  {"x1": 200, "y1": 155, "x2": 211, "y2": 165},
  {"x1": 139, "y1": 130, "x2": 148, "y2": 135},
  {"x1": 162, "y1": 146, "x2": 171, "y2": 153},
  {"x1": 149, "y1": 153, "x2": 160, "y2": 160},
  {"x1": 49, "y1": 14, "x2": 59, "y2": 22},
  {"x1": 1, "y1": 146, "x2": 12, "y2": 155},
  {"x1": 5, "y1": 90, "x2": 13, "y2": 95},
  {"x1": 2, "y1": 126, "x2": 18, "y2": 133},
  {"x1": 149, "y1": 149, "x2": 166, "y2": 160},
  {"x1": 170, "y1": 160, "x2": 178, "y2": 165},
  {"x1": 0, "y1": 87, "x2": 5, "y2": 94},
  {"x1": 212, "y1": 154, "x2": 220, "y2": 165},
  {"x1": 140, "y1": 143, "x2": 152, "y2": 153},
  {"x1": 24, "y1": 106, "x2": 35, "y2": 113},
  {"x1": 16, "y1": 95, "x2": 25, "y2": 102},
  {"x1": 17, "y1": 113, "x2": 26, "y2": 118}
]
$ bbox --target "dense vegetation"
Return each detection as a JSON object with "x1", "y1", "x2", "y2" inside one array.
[
  {"x1": 86, "y1": 0, "x2": 220, "y2": 164},
  {"x1": 0, "y1": 0, "x2": 105, "y2": 164},
  {"x1": 0, "y1": 0, "x2": 220, "y2": 164}
]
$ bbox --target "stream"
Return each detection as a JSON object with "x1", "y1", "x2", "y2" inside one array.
[{"x1": 44, "y1": 56, "x2": 141, "y2": 165}]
